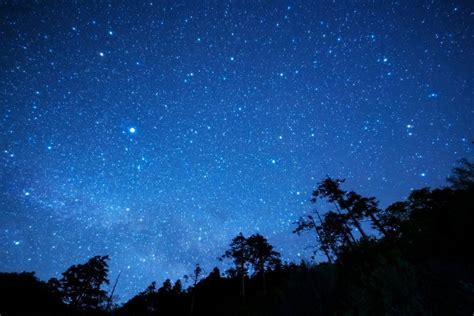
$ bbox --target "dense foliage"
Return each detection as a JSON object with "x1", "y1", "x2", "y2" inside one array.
[{"x1": 1, "y1": 160, "x2": 473, "y2": 315}]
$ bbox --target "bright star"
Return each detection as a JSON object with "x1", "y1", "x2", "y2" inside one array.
[{"x1": 129, "y1": 127, "x2": 136, "y2": 134}]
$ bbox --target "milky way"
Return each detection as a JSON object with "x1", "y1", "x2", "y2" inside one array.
[{"x1": 1, "y1": 1, "x2": 472, "y2": 301}]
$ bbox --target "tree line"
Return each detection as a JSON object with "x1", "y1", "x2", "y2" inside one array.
[{"x1": 1, "y1": 159, "x2": 473, "y2": 315}]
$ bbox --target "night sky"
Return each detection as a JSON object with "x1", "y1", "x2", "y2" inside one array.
[{"x1": 1, "y1": 1, "x2": 473, "y2": 301}]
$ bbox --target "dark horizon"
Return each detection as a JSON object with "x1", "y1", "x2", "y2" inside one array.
[{"x1": 1, "y1": 1, "x2": 473, "y2": 302}]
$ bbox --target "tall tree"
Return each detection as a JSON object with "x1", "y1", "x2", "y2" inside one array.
[
  {"x1": 321, "y1": 211, "x2": 354, "y2": 249},
  {"x1": 345, "y1": 191, "x2": 388, "y2": 237},
  {"x1": 207, "y1": 267, "x2": 221, "y2": 281},
  {"x1": 221, "y1": 233, "x2": 251, "y2": 297},
  {"x1": 313, "y1": 177, "x2": 369, "y2": 240},
  {"x1": 447, "y1": 158, "x2": 474, "y2": 190},
  {"x1": 173, "y1": 280, "x2": 183, "y2": 294},
  {"x1": 379, "y1": 201, "x2": 410, "y2": 237},
  {"x1": 311, "y1": 178, "x2": 360, "y2": 241},
  {"x1": 190, "y1": 263, "x2": 203, "y2": 287},
  {"x1": 158, "y1": 279, "x2": 172, "y2": 294},
  {"x1": 49, "y1": 255, "x2": 110, "y2": 311},
  {"x1": 293, "y1": 211, "x2": 334, "y2": 263},
  {"x1": 187, "y1": 263, "x2": 202, "y2": 316},
  {"x1": 246, "y1": 233, "x2": 281, "y2": 294}
]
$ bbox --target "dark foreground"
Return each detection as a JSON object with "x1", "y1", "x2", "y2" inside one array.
[{"x1": 1, "y1": 160, "x2": 473, "y2": 315}]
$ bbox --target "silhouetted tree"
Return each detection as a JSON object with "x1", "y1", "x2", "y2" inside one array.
[
  {"x1": 246, "y1": 233, "x2": 281, "y2": 294},
  {"x1": 221, "y1": 233, "x2": 251, "y2": 297},
  {"x1": 345, "y1": 191, "x2": 388, "y2": 237},
  {"x1": 207, "y1": 267, "x2": 221, "y2": 281},
  {"x1": 173, "y1": 279, "x2": 183, "y2": 294},
  {"x1": 7, "y1": 160, "x2": 474, "y2": 316},
  {"x1": 144, "y1": 281, "x2": 157, "y2": 294},
  {"x1": 187, "y1": 263, "x2": 203, "y2": 316},
  {"x1": 49, "y1": 255, "x2": 110, "y2": 311},
  {"x1": 447, "y1": 158, "x2": 474, "y2": 190},
  {"x1": 293, "y1": 210, "x2": 335, "y2": 263},
  {"x1": 158, "y1": 279, "x2": 172, "y2": 294},
  {"x1": 379, "y1": 201, "x2": 410, "y2": 237},
  {"x1": 313, "y1": 177, "x2": 369, "y2": 240},
  {"x1": 321, "y1": 211, "x2": 354, "y2": 250},
  {"x1": 311, "y1": 178, "x2": 357, "y2": 244},
  {"x1": 190, "y1": 263, "x2": 203, "y2": 287}
]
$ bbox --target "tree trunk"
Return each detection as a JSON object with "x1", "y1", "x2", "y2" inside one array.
[
  {"x1": 310, "y1": 215, "x2": 333, "y2": 263},
  {"x1": 315, "y1": 210, "x2": 339, "y2": 258},
  {"x1": 342, "y1": 231, "x2": 354, "y2": 247},
  {"x1": 333, "y1": 202, "x2": 359, "y2": 243},
  {"x1": 369, "y1": 213, "x2": 388, "y2": 237},
  {"x1": 349, "y1": 214, "x2": 369, "y2": 240},
  {"x1": 315, "y1": 210, "x2": 345, "y2": 266}
]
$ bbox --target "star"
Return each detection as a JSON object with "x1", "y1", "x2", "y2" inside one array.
[{"x1": 0, "y1": 1, "x2": 471, "y2": 304}]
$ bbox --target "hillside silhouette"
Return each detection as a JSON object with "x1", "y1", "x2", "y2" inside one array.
[{"x1": 1, "y1": 159, "x2": 473, "y2": 315}]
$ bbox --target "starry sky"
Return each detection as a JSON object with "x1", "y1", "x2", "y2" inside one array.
[{"x1": 1, "y1": 1, "x2": 473, "y2": 301}]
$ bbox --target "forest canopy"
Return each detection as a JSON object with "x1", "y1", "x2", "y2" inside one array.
[{"x1": 1, "y1": 159, "x2": 473, "y2": 315}]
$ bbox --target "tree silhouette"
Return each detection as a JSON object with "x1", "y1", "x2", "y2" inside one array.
[
  {"x1": 313, "y1": 177, "x2": 369, "y2": 240},
  {"x1": 379, "y1": 201, "x2": 410, "y2": 237},
  {"x1": 158, "y1": 279, "x2": 172, "y2": 294},
  {"x1": 207, "y1": 267, "x2": 221, "y2": 281},
  {"x1": 321, "y1": 211, "x2": 354, "y2": 251},
  {"x1": 345, "y1": 191, "x2": 388, "y2": 237},
  {"x1": 221, "y1": 233, "x2": 251, "y2": 297},
  {"x1": 49, "y1": 255, "x2": 110, "y2": 311},
  {"x1": 293, "y1": 211, "x2": 335, "y2": 263},
  {"x1": 246, "y1": 233, "x2": 281, "y2": 294},
  {"x1": 187, "y1": 263, "x2": 203, "y2": 316},
  {"x1": 4, "y1": 160, "x2": 474, "y2": 315},
  {"x1": 447, "y1": 158, "x2": 474, "y2": 190},
  {"x1": 190, "y1": 263, "x2": 203, "y2": 287},
  {"x1": 295, "y1": 177, "x2": 399, "y2": 264},
  {"x1": 143, "y1": 281, "x2": 157, "y2": 295},
  {"x1": 173, "y1": 279, "x2": 183, "y2": 294}
]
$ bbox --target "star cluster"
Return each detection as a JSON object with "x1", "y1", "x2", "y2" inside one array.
[{"x1": 1, "y1": 1, "x2": 473, "y2": 301}]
